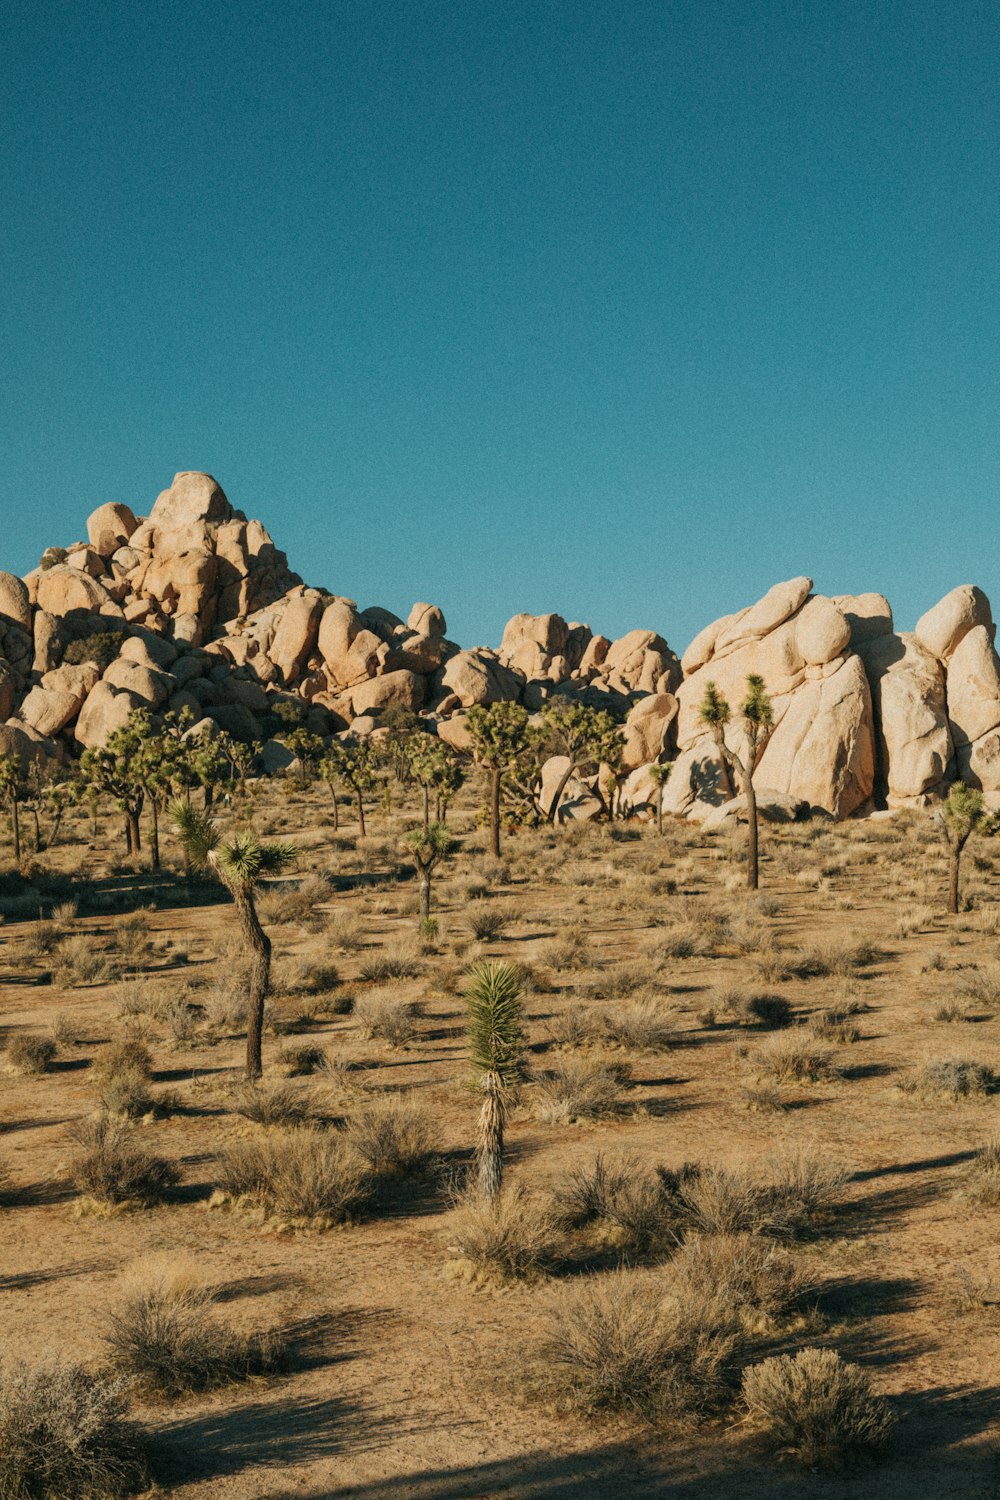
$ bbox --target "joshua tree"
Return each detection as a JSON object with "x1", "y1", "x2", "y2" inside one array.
[
  {"x1": 648, "y1": 760, "x2": 673, "y2": 835},
  {"x1": 464, "y1": 960, "x2": 524, "y2": 1199},
  {"x1": 403, "y1": 821, "x2": 454, "y2": 923},
  {"x1": 317, "y1": 750, "x2": 341, "y2": 831},
  {"x1": 80, "y1": 712, "x2": 148, "y2": 855},
  {"x1": 169, "y1": 801, "x2": 296, "y2": 1078},
  {"x1": 279, "y1": 724, "x2": 325, "y2": 785},
  {"x1": 540, "y1": 702, "x2": 624, "y2": 825},
  {"x1": 466, "y1": 702, "x2": 532, "y2": 857},
  {"x1": 408, "y1": 738, "x2": 463, "y2": 829},
  {"x1": 700, "y1": 675, "x2": 774, "y2": 890},
  {"x1": 0, "y1": 753, "x2": 24, "y2": 865},
  {"x1": 938, "y1": 782, "x2": 994, "y2": 915},
  {"x1": 325, "y1": 739, "x2": 380, "y2": 836}
]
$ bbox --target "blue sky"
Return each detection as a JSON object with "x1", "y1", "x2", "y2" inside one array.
[{"x1": 3, "y1": 1, "x2": 999, "y2": 653}]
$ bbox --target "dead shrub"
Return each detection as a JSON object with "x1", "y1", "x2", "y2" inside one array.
[
  {"x1": 52, "y1": 934, "x2": 120, "y2": 987},
  {"x1": 793, "y1": 939, "x2": 878, "y2": 978},
  {"x1": 217, "y1": 1128, "x2": 368, "y2": 1226},
  {"x1": 447, "y1": 1183, "x2": 556, "y2": 1282},
  {"x1": 745, "y1": 1031, "x2": 840, "y2": 1084},
  {"x1": 551, "y1": 1152, "x2": 691, "y2": 1256},
  {"x1": 537, "y1": 1272, "x2": 732, "y2": 1422},
  {"x1": 354, "y1": 990, "x2": 422, "y2": 1047},
  {"x1": 602, "y1": 997, "x2": 676, "y2": 1051},
  {"x1": 741, "y1": 1347, "x2": 893, "y2": 1467},
  {"x1": 277, "y1": 1044, "x2": 327, "y2": 1077},
  {"x1": 534, "y1": 1056, "x2": 631, "y2": 1124},
  {"x1": 229, "y1": 1081, "x2": 319, "y2": 1126},
  {"x1": 358, "y1": 943, "x2": 423, "y2": 982},
  {"x1": 104, "y1": 1261, "x2": 284, "y2": 1398},
  {"x1": 69, "y1": 1114, "x2": 178, "y2": 1207},
  {"x1": 669, "y1": 1232, "x2": 806, "y2": 1331},
  {"x1": 679, "y1": 1154, "x2": 846, "y2": 1241},
  {"x1": 962, "y1": 1137, "x2": 1000, "y2": 1205},
  {"x1": 6, "y1": 1033, "x2": 56, "y2": 1075},
  {"x1": 0, "y1": 1359, "x2": 148, "y2": 1498},
  {"x1": 723, "y1": 989, "x2": 793, "y2": 1030},
  {"x1": 346, "y1": 1095, "x2": 437, "y2": 1176},
  {"x1": 543, "y1": 926, "x2": 590, "y2": 971},
  {"x1": 901, "y1": 1057, "x2": 995, "y2": 1101}
]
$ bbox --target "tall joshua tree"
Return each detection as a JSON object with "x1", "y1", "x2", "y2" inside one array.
[
  {"x1": 938, "y1": 782, "x2": 994, "y2": 915},
  {"x1": 540, "y1": 701, "x2": 624, "y2": 825},
  {"x1": 0, "y1": 753, "x2": 24, "y2": 866},
  {"x1": 466, "y1": 702, "x2": 531, "y2": 858},
  {"x1": 464, "y1": 960, "x2": 524, "y2": 1199},
  {"x1": 700, "y1": 675, "x2": 774, "y2": 891},
  {"x1": 403, "y1": 821, "x2": 454, "y2": 924},
  {"x1": 169, "y1": 801, "x2": 296, "y2": 1078},
  {"x1": 648, "y1": 760, "x2": 673, "y2": 836}
]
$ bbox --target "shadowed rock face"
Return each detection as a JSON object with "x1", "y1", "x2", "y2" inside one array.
[{"x1": 2, "y1": 473, "x2": 997, "y2": 821}]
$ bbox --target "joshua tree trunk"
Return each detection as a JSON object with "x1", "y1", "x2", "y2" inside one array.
[
  {"x1": 29, "y1": 807, "x2": 40, "y2": 853},
  {"x1": 418, "y1": 870, "x2": 431, "y2": 923},
  {"x1": 10, "y1": 796, "x2": 20, "y2": 866},
  {"x1": 150, "y1": 799, "x2": 160, "y2": 871},
  {"x1": 328, "y1": 782, "x2": 339, "y2": 830},
  {"x1": 476, "y1": 1074, "x2": 504, "y2": 1198},
  {"x1": 203, "y1": 784, "x2": 214, "y2": 810},
  {"x1": 422, "y1": 783, "x2": 430, "y2": 831},
  {"x1": 356, "y1": 790, "x2": 366, "y2": 838},
  {"x1": 490, "y1": 768, "x2": 502, "y2": 858},
  {"x1": 744, "y1": 771, "x2": 759, "y2": 891},
  {"x1": 232, "y1": 885, "x2": 272, "y2": 1079},
  {"x1": 547, "y1": 761, "x2": 577, "y2": 825},
  {"x1": 949, "y1": 842, "x2": 963, "y2": 915},
  {"x1": 127, "y1": 807, "x2": 141, "y2": 856},
  {"x1": 656, "y1": 786, "x2": 664, "y2": 836}
]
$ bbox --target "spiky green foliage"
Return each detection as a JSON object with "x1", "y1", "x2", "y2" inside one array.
[
  {"x1": 941, "y1": 781, "x2": 990, "y2": 845},
  {"x1": 540, "y1": 702, "x2": 625, "y2": 822},
  {"x1": 466, "y1": 702, "x2": 532, "y2": 770},
  {"x1": 465, "y1": 960, "x2": 525, "y2": 1086},
  {"x1": 741, "y1": 673, "x2": 774, "y2": 732},
  {"x1": 699, "y1": 681, "x2": 731, "y2": 729},
  {"x1": 404, "y1": 822, "x2": 455, "y2": 867},
  {"x1": 168, "y1": 799, "x2": 219, "y2": 870}
]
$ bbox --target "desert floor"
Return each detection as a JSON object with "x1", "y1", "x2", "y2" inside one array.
[{"x1": 3, "y1": 781, "x2": 1000, "y2": 1499}]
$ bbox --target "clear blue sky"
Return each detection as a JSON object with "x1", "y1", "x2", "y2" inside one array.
[{"x1": 3, "y1": 1, "x2": 999, "y2": 653}]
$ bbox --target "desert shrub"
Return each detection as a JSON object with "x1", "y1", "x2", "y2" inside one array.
[
  {"x1": 934, "y1": 999, "x2": 971, "y2": 1024},
  {"x1": 358, "y1": 942, "x2": 423, "y2": 982},
  {"x1": 538, "y1": 1272, "x2": 732, "y2": 1422},
  {"x1": 745, "y1": 1031, "x2": 840, "y2": 1083},
  {"x1": 551, "y1": 1153, "x2": 690, "y2": 1255},
  {"x1": 52, "y1": 934, "x2": 120, "y2": 987},
  {"x1": 257, "y1": 874, "x2": 331, "y2": 926},
  {"x1": 96, "y1": 1066, "x2": 155, "y2": 1119},
  {"x1": 894, "y1": 903, "x2": 934, "y2": 939},
  {"x1": 544, "y1": 926, "x2": 590, "y2": 971},
  {"x1": 22, "y1": 918, "x2": 58, "y2": 960},
  {"x1": 277, "y1": 1043, "x2": 327, "y2": 1077},
  {"x1": 104, "y1": 1263, "x2": 284, "y2": 1397},
  {"x1": 96, "y1": 1038, "x2": 153, "y2": 1081},
  {"x1": 741, "y1": 1347, "x2": 893, "y2": 1467},
  {"x1": 275, "y1": 957, "x2": 340, "y2": 997},
  {"x1": 901, "y1": 1058, "x2": 995, "y2": 1101},
  {"x1": 325, "y1": 909, "x2": 365, "y2": 952},
  {"x1": 346, "y1": 1095, "x2": 437, "y2": 1176},
  {"x1": 111, "y1": 911, "x2": 155, "y2": 967},
  {"x1": 354, "y1": 989, "x2": 422, "y2": 1047},
  {"x1": 534, "y1": 1056, "x2": 631, "y2": 1123},
  {"x1": 229, "y1": 1081, "x2": 319, "y2": 1126},
  {"x1": 548, "y1": 1007, "x2": 605, "y2": 1050},
  {"x1": 217, "y1": 1128, "x2": 368, "y2": 1225},
  {"x1": 63, "y1": 631, "x2": 122, "y2": 668},
  {"x1": 159, "y1": 995, "x2": 199, "y2": 1043},
  {"x1": 0, "y1": 1359, "x2": 148, "y2": 1498},
  {"x1": 723, "y1": 989, "x2": 793, "y2": 1030},
  {"x1": 447, "y1": 1183, "x2": 556, "y2": 1281},
  {"x1": 669, "y1": 1233, "x2": 805, "y2": 1331},
  {"x1": 602, "y1": 997, "x2": 675, "y2": 1051},
  {"x1": 6, "y1": 1033, "x2": 56, "y2": 1075},
  {"x1": 793, "y1": 939, "x2": 879, "y2": 978},
  {"x1": 962, "y1": 1137, "x2": 1000, "y2": 1205},
  {"x1": 69, "y1": 1114, "x2": 178, "y2": 1207},
  {"x1": 584, "y1": 959, "x2": 655, "y2": 1002},
  {"x1": 680, "y1": 1154, "x2": 846, "y2": 1241},
  {"x1": 740, "y1": 1084, "x2": 788, "y2": 1114},
  {"x1": 954, "y1": 965, "x2": 1000, "y2": 1011}
]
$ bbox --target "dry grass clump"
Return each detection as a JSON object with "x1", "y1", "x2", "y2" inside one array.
[
  {"x1": 793, "y1": 938, "x2": 879, "y2": 978},
  {"x1": 6, "y1": 1033, "x2": 57, "y2": 1075},
  {"x1": 93, "y1": 1038, "x2": 155, "y2": 1117},
  {"x1": 602, "y1": 996, "x2": 676, "y2": 1051},
  {"x1": 277, "y1": 1043, "x2": 328, "y2": 1077},
  {"x1": 741, "y1": 1346, "x2": 893, "y2": 1467},
  {"x1": 744, "y1": 1030, "x2": 840, "y2": 1084},
  {"x1": 216, "y1": 1127, "x2": 368, "y2": 1226},
  {"x1": 894, "y1": 903, "x2": 934, "y2": 938},
  {"x1": 69, "y1": 1114, "x2": 179, "y2": 1207},
  {"x1": 104, "y1": 1260, "x2": 285, "y2": 1398},
  {"x1": 464, "y1": 904, "x2": 514, "y2": 942},
  {"x1": 680, "y1": 1154, "x2": 846, "y2": 1241},
  {"x1": 534, "y1": 1055, "x2": 632, "y2": 1124},
  {"x1": 900, "y1": 1057, "x2": 995, "y2": 1102},
  {"x1": 325, "y1": 909, "x2": 365, "y2": 952},
  {"x1": 544, "y1": 926, "x2": 591, "y2": 971},
  {"x1": 111, "y1": 910, "x2": 157, "y2": 967},
  {"x1": 229, "y1": 1080, "x2": 320, "y2": 1125},
  {"x1": 21, "y1": 917, "x2": 59, "y2": 960},
  {"x1": 961, "y1": 1138, "x2": 1000, "y2": 1205},
  {"x1": 0, "y1": 1359, "x2": 148, "y2": 1498},
  {"x1": 551, "y1": 1153, "x2": 692, "y2": 1256},
  {"x1": 536, "y1": 1271, "x2": 733, "y2": 1422},
  {"x1": 358, "y1": 942, "x2": 423, "y2": 982},
  {"x1": 354, "y1": 989, "x2": 422, "y2": 1047},
  {"x1": 257, "y1": 874, "x2": 331, "y2": 926},
  {"x1": 669, "y1": 1233, "x2": 806, "y2": 1332},
  {"x1": 953, "y1": 965, "x2": 1000, "y2": 1011},
  {"x1": 447, "y1": 1183, "x2": 557, "y2": 1282},
  {"x1": 345, "y1": 1094, "x2": 437, "y2": 1177},
  {"x1": 51, "y1": 933, "x2": 121, "y2": 987},
  {"x1": 812, "y1": 1002, "x2": 864, "y2": 1044},
  {"x1": 274, "y1": 956, "x2": 340, "y2": 997},
  {"x1": 720, "y1": 988, "x2": 792, "y2": 1030}
]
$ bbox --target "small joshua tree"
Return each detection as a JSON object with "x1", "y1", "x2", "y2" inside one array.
[
  {"x1": 169, "y1": 802, "x2": 296, "y2": 1078},
  {"x1": 0, "y1": 753, "x2": 24, "y2": 866},
  {"x1": 465, "y1": 960, "x2": 524, "y2": 1198},
  {"x1": 466, "y1": 702, "x2": 532, "y2": 857},
  {"x1": 648, "y1": 760, "x2": 673, "y2": 835},
  {"x1": 700, "y1": 675, "x2": 774, "y2": 890},
  {"x1": 325, "y1": 739, "x2": 380, "y2": 837},
  {"x1": 938, "y1": 781, "x2": 994, "y2": 915},
  {"x1": 404, "y1": 822, "x2": 454, "y2": 924},
  {"x1": 540, "y1": 702, "x2": 624, "y2": 825}
]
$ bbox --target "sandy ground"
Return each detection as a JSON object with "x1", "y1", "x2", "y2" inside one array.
[{"x1": 3, "y1": 789, "x2": 1000, "y2": 1498}]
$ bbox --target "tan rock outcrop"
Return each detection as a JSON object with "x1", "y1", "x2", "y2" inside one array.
[
  {"x1": 438, "y1": 649, "x2": 523, "y2": 708},
  {"x1": 408, "y1": 602, "x2": 446, "y2": 638},
  {"x1": 0, "y1": 573, "x2": 32, "y2": 632},
  {"x1": 149, "y1": 472, "x2": 232, "y2": 531},
  {"x1": 621, "y1": 693, "x2": 677, "y2": 773}
]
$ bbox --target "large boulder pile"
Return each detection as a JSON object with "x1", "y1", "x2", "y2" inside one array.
[{"x1": 0, "y1": 472, "x2": 681, "y2": 759}]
